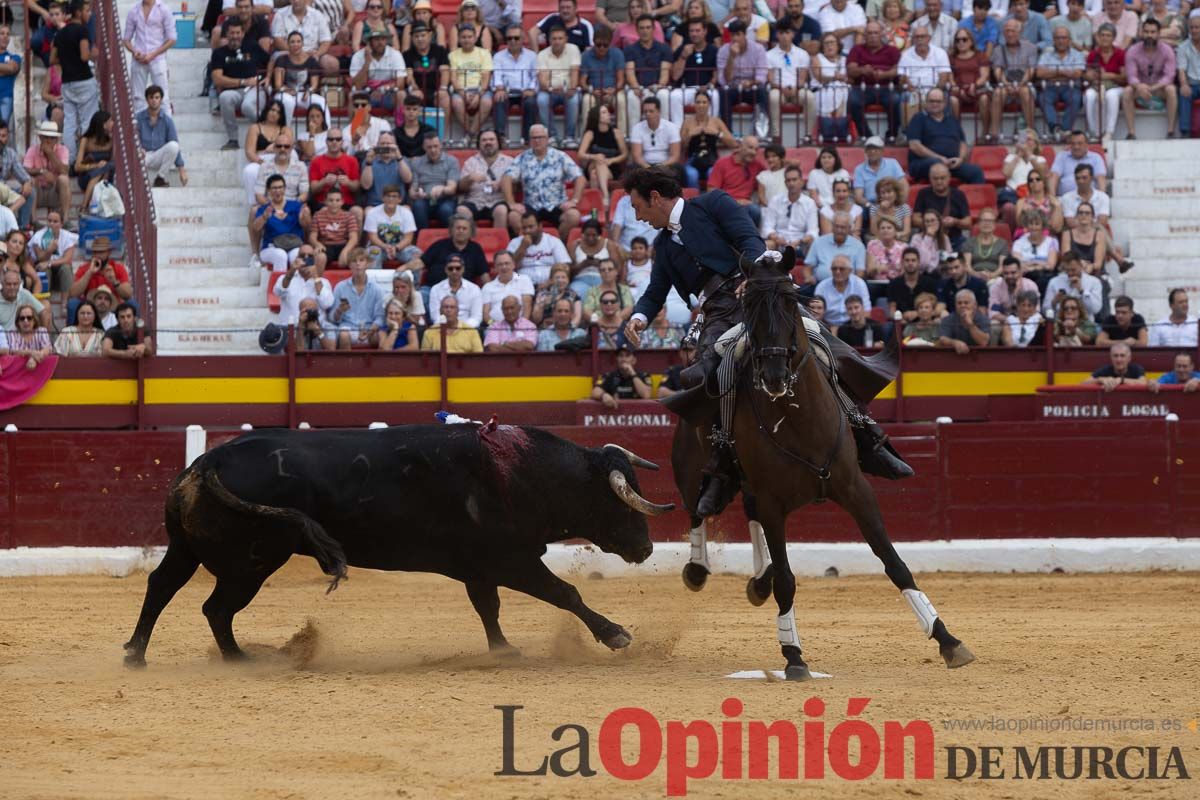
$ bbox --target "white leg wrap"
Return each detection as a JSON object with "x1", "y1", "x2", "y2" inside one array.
[
  {"x1": 688, "y1": 521, "x2": 710, "y2": 571},
  {"x1": 776, "y1": 606, "x2": 801, "y2": 649},
  {"x1": 749, "y1": 521, "x2": 771, "y2": 579},
  {"x1": 902, "y1": 588, "x2": 939, "y2": 638}
]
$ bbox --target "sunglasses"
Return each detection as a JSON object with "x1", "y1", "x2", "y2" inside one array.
[
  {"x1": 600, "y1": 298, "x2": 619, "y2": 304},
  {"x1": 955, "y1": 36, "x2": 969, "y2": 42},
  {"x1": 353, "y1": 102, "x2": 370, "y2": 108},
  {"x1": 17, "y1": 315, "x2": 33, "y2": 321},
  {"x1": 446, "y1": 265, "x2": 464, "y2": 271},
  {"x1": 507, "y1": 35, "x2": 522, "y2": 41}
]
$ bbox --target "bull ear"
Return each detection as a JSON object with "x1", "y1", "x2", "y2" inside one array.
[{"x1": 781, "y1": 246, "x2": 796, "y2": 275}]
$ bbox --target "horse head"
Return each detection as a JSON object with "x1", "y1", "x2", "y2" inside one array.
[{"x1": 741, "y1": 247, "x2": 807, "y2": 400}]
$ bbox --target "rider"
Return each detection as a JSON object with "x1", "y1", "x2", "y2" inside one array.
[{"x1": 621, "y1": 166, "x2": 912, "y2": 517}]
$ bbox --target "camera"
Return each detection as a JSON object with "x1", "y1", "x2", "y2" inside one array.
[
  {"x1": 304, "y1": 308, "x2": 320, "y2": 323},
  {"x1": 304, "y1": 254, "x2": 315, "y2": 266}
]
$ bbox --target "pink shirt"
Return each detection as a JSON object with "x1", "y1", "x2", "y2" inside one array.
[
  {"x1": 24, "y1": 143, "x2": 69, "y2": 187},
  {"x1": 124, "y1": 0, "x2": 178, "y2": 61},
  {"x1": 483, "y1": 317, "x2": 538, "y2": 347},
  {"x1": 1124, "y1": 40, "x2": 1176, "y2": 87}
]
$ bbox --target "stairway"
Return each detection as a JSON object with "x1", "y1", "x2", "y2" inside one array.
[{"x1": 1109, "y1": 139, "x2": 1200, "y2": 325}]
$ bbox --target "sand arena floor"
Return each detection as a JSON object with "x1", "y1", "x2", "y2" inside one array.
[{"x1": 0, "y1": 560, "x2": 1197, "y2": 799}]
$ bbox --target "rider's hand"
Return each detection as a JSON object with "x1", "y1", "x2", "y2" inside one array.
[
  {"x1": 624, "y1": 317, "x2": 646, "y2": 347},
  {"x1": 756, "y1": 250, "x2": 783, "y2": 265}
]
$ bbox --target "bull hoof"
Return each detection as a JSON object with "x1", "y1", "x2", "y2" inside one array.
[
  {"x1": 746, "y1": 566, "x2": 774, "y2": 607},
  {"x1": 601, "y1": 626, "x2": 633, "y2": 650},
  {"x1": 784, "y1": 663, "x2": 813, "y2": 681},
  {"x1": 682, "y1": 562, "x2": 709, "y2": 592},
  {"x1": 942, "y1": 642, "x2": 976, "y2": 669}
]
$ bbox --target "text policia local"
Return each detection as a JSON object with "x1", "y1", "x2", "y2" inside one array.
[{"x1": 495, "y1": 700, "x2": 1190, "y2": 795}]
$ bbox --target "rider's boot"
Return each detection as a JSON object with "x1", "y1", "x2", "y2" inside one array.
[
  {"x1": 679, "y1": 345, "x2": 721, "y2": 390},
  {"x1": 697, "y1": 440, "x2": 740, "y2": 518},
  {"x1": 854, "y1": 421, "x2": 914, "y2": 480}
]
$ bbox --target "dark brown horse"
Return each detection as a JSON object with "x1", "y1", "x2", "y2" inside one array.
[{"x1": 673, "y1": 247, "x2": 975, "y2": 680}]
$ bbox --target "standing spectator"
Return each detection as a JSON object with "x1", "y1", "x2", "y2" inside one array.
[
  {"x1": 536, "y1": 26, "x2": 583, "y2": 145},
  {"x1": 1083, "y1": 342, "x2": 1146, "y2": 390},
  {"x1": 270, "y1": 0, "x2": 337, "y2": 75},
  {"x1": 959, "y1": 0, "x2": 1001, "y2": 58},
  {"x1": 999, "y1": 289, "x2": 1046, "y2": 346},
  {"x1": 501, "y1": 126, "x2": 585, "y2": 242},
  {"x1": 580, "y1": 27, "x2": 627, "y2": 132},
  {"x1": 591, "y1": 345, "x2": 651, "y2": 406},
  {"x1": 360, "y1": 132, "x2": 413, "y2": 209},
  {"x1": 835, "y1": 295, "x2": 886, "y2": 347},
  {"x1": 406, "y1": 134, "x2": 459, "y2": 230},
  {"x1": 1042, "y1": 251, "x2": 1101, "y2": 316},
  {"x1": 1091, "y1": 0, "x2": 1139, "y2": 50},
  {"x1": 350, "y1": 29, "x2": 406, "y2": 117},
  {"x1": 329, "y1": 248, "x2": 385, "y2": 348},
  {"x1": 309, "y1": 127, "x2": 362, "y2": 224},
  {"x1": 1052, "y1": 0, "x2": 1095, "y2": 52},
  {"x1": 1096, "y1": 295, "x2": 1148, "y2": 346},
  {"x1": 422, "y1": 294, "x2": 483, "y2": 351},
  {"x1": 913, "y1": 162, "x2": 975, "y2": 248},
  {"x1": 1121, "y1": 18, "x2": 1177, "y2": 139},
  {"x1": 428, "y1": 255, "x2": 484, "y2": 329},
  {"x1": 624, "y1": 15, "x2": 672, "y2": 129},
  {"x1": 537, "y1": 296, "x2": 587, "y2": 349},
  {"x1": 0, "y1": 25, "x2": 20, "y2": 127},
  {"x1": 272, "y1": 250, "x2": 334, "y2": 326},
  {"x1": 210, "y1": 17, "x2": 270, "y2": 151},
  {"x1": 1037, "y1": 26, "x2": 1086, "y2": 140},
  {"x1": 766, "y1": 24, "x2": 812, "y2": 139},
  {"x1": 907, "y1": 88, "x2": 986, "y2": 184},
  {"x1": 456, "y1": 130, "x2": 513, "y2": 231},
  {"x1": 448, "y1": 24, "x2": 493, "y2": 146},
  {"x1": 136, "y1": 84, "x2": 186, "y2": 188},
  {"x1": 23, "y1": 121, "x2": 71, "y2": 230},
  {"x1": 937, "y1": 288, "x2": 990, "y2": 352},
  {"x1": 1048, "y1": 129, "x2": 1107, "y2": 196},
  {"x1": 54, "y1": 0, "x2": 98, "y2": 163},
  {"x1": 1148, "y1": 352, "x2": 1200, "y2": 394},
  {"x1": 852, "y1": 137, "x2": 907, "y2": 206},
  {"x1": 814, "y1": 255, "x2": 871, "y2": 326},
  {"x1": 253, "y1": 174, "x2": 311, "y2": 272},
  {"x1": 484, "y1": 295, "x2": 538, "y2": 351},
  {"x1": 671, "y1": 18, "x2": 722, "y2": 127},
  {"x1": 803, "y1": 212, "x2": 867, "y2": 284},
  {"x1": 309, "y1": 189, "x2": 360, "y2": 270},
  {"x1": 122, "y1": 0, "x2": 175, "y2": 115},
  {"x1": 0, "y1": 122, "x2": 32, "y2": 230},
  {"x1": 395, "y1": 95, "x2": 437, "y2": 159},
  {"x1": 492, "y1": 24, "x2": 538, "y2": 145},
  {"x1": 762, "y1": 164, "x2": 819, "y2": 254},
  {"x1": 481, "y1": 251, "x2": 535, "y2": 323},
  {"x1": 707, "y1": 136, "x2": 765, "y2": 227},
  {"x1": 897, "y1": 27, "x2": 951, "y2": 128},
  {"x1": 30, "y1": 208, "x2": 78, "y2": 295},
  {"x1": 847, "y1": 23, "x2": 902, "y2": 144},
  {"x1": 530, "y1": 0, "x2": 594, "y2": 51},
  {"x1": 67, "y1": 236, "x2": 133, "y2": 325},
  {"x1": 101, "y1": 303, "x2": 154, "y2": 360},
  {"x1": 716, "y1": 20, "x2": 769, "y2": 133},
  {"x1": 1177, "y1": 16, "x2": 1200, "y2": 138},
  {"x1": 989, "y1": 19, "x2": 1039, "y2": 138},
  {"x1": 1148, "y1": 289, "x2": 1198, "y2": 348},
  {"x1": 964, "y1": 207, "x2": 1011, "y2": 276},
  {"x1": 362, "y1": 185, "x2": 422, "y2": 268},
  {"x1": 401, "y1": 21, "x2": 451, "y2": 125},
  {"x1": 422, "y1": 215, "x2": 489, "y2": 286},
  {"x1": 887, "y1": 247, "x2": 940, "y2": 322}
]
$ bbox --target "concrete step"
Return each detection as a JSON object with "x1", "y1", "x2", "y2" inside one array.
[
  {"x1": 157, "y1": 285, "x2": 266, "y2": 309},
  {"x1": 154, "y1": 186, "x2": 246, "y2": 208},
  {"x1": 1109, "y1": 219, "x2": 1200, "y2": 241},
  {"x1": 152, "y1": 165, "x2": 243, "y2": 189},
  {"x1": 177, "y1": 129, "x2": 243, "y2": 150},
  {"x1": 1126, "y1": 238, "x2": 1200, "y2": 259},
  {"x1": 1124, "y1": 270, "x2": 1200, "y2": 293},
  {"x1": 1112, "y1": 138, "x2": 1200, "y2": 164},
  {"x1": 157, "y1": 328, "x2": 266, "y2": 355},
  {"x1": 158, "y1": 224, "x2": 249, "y2": 248},
  {"x1": 159, "y1": 307, "x2": 269, "y2": 329},
  {"x1": 1109, "y1": 180, "x2": 1200, "y2": 202},
  {"x1": 159, "y1": 203, "x2": 249, "y2": 228},
  {"x1": 1108, "y1": 197, "x2": 1200, "y2": 218},
  {"x1": 157, "y1": 246, "x2": 255, "y2": 272},
  {"x1": 184, "y1": 149, "x2": 260, "y2": 171},
  {"x1": 160, "y1": 263, "x2": 260, "y2": 288},
  {"x1": 1109, "y1": 159, "x2": 1200, "y2": 183}
]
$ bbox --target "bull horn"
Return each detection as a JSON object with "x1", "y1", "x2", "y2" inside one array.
[
  {"x1": 609, "y1": 470, "x2": 675, "y2": 517},
  {"x1": 603, "y1": 443, "x2": 660, "y2": 471}
]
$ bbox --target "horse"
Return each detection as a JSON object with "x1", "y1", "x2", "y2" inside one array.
[{"x1": 672, "y1": 246, "x2": 975, "y2": 680}]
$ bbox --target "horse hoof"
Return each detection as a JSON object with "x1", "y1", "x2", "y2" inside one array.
[
  {"x1": 785, "y1": 664, "x2": 813, "y2": 681},
  {"x1": 602, "y1": 627, "x2": 633, "y2": 650},
  {"x1": 682, "y1": 563, "x2": 709, "y2": 592},
  {"x1": 491, "y1": 644, "x2": 522, "y2": 660},
  {"x1": 943, "y1": 643, "x2": 976, "y2": 669},
  {"x1": 745, "y1": 570, "x2": 773, "y2": 607},
  {"x1": 123, "y1": 653, "x2": 147, "y2": 669}
]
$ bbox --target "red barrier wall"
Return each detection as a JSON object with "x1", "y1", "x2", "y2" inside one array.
[{"x1": 2, "y1": 421, "x2": 1195, "y2": 549}]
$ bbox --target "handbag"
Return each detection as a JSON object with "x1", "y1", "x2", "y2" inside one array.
[{"x1": 90, "y1": 180, "x2": 125, "y2": 218}]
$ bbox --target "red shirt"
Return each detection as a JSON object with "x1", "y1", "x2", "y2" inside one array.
[
  {"x1": 847, "y1": 43, "x2": 901, "y2": 86},
  {"x1": 73, "y1": 260, "x2": 130, "y2": 294},
  {"x1": 1086, "y1": 47, "x2": 1125, "y2": 78},
  {"x1": 708, "y1": 155, "x2": 765, "y2": 202},
  {"x1": 309, "y1": 154, "x2": 361, "y2": 205}
]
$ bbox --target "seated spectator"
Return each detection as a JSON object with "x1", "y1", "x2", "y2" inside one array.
[
  {"x1": 102, "y1": 302, "x2": 154, "y2": 360},
  {"x1": 378, "y1": 298, "x2": 420, "y2": 351},
  {"x1": 593, "y1": 289, "x2": 627, "y2": 348},
  {"x1": 1142, "y1": 0, "x2": 1186, "y2": 48},
  {"x1": 578, "y1": 105, "x2": 627, "y2": 210},
  {"x1": 297, "y1": 105, "x2": 329, "y2": 162},
  {"x1": 30, "y1": 1, "x2": 67, "y2": 69},
  {"x1": 271, "y1": 0, "x2": 342, "y2": 73},
  {"x1": 2, "y1": 229, "x2": 32, "y2": 293},
  {"x1": 1085, "y1": 22, "x2": 1125, "y2": 139},
  {"x1": 888, "y1": 247, "x2": 940, "y2": 322},
  {"x1": 644, "y1": 307, "x2": 682, "y2": 349},
  {"x1": 484, "y1": 295, "x2": 538, "y2": 351},
  {"x1": 867, "y1": 176, "x2": 913, "y2": 240},
  {"x1": 1009, "y1": 0, "x2": 1052, "y2": 49},
  {"x1": 1043, "y1": 251, "x2": 1101, "y2": 317},
  {"x1": 1048, "y1": 130, "x2": 1107, "y2": 196},
  {"x1": 572, "y1": 218, "x2": 623, "y2": 292},
  {"x1": 343, "y1": 92, "x2": 395, "y2": 158},
  {"x1": 583, "y1": 259, "x2": 636, "y2": 320},
  {"x1": 378, "y1": 269, "x2": 427, "y2": 327},
  {"x1": 623, "y1": 236, "x2": 654, "y2": 297},
  {"x1": 762, "y1": 164, "x2": 820, "y2": 254},
  {"x1": 1120, "y1": 18, "x2": 1177, "y2": 140},
  {"x1": 532, "y1": 263, "x2": 583, "y2": 328},
  {"x1": 481, "y1": 252, "x2": 535, "y2": 323},
  {"x1": 988, "y1": 20, "x2": 1040, "y2": 140},
  {"x1": 507, "y1": 210, "x2": 571, "y2": 288},
  {"x1": 629, "y1": 97, "x2": 684, "y2": 184},
  {"x1": 52, "y1": 298, "x2": 103, "y2": 356},
  {"x1": 448, "y1": 24, "x2": 494, "y2": 146},
  {"x1": 273, "y1": 31, "x2": 328, "y2": 128},
  {"x1": 997, "y1": 130, "x2": 1047, "y2": 223},
  {"x1": 853, "y1": 138, "x2": 907, "y2": 207},
  {"x1": 902, "y1": 291, "x2": 942, "y2": 343},
  {"x1": 999, "y1": 289, "x2": 1046, "y2": 346},
  {"x1": 1149, "y1": 288, "x2": 1198, "y2": 348},
  {"x1": 402, "y1": 2, "x2": 449, "y2": 52},
  {"x1": 819, "y1": 179, "x2": 863, "y2": 237},
  {"x1": 1013, "y1": 210, "x2": 1061, "y2": 281},
  {"x1": 421, "y1": 295, "x2": 484, "y2": 352},
  {"x1": 624, "y1": 15, "x2": 672, "y2": 131},
  {"x1": 755, "y1": 144, "x2": 787, "y2": 207},
  {"x1": 88, "y1": 285, "x2": 117, "y2": 330},
  {"x1": 987, "y1": 255, "x2": 1040, "y2": 320},
  {"x1": 66, "y1": 236, "x2": 132, "y2": 325},
  {"x1": 1148, "y1": 352, "x2": 1200, "y2": 394},
  {"x1": 1053, "y1": 295, "x2": 1098, "y2": 345},
  {"x1": 807, "y1": 295, "x2": 827, "y2": 323},
  {"x1": 912, "y1": 163, "x2": 974, "y2": 249},
  {"x1": 253, "y1": 175, "x2": 311, "y2": 272},
  {"x1": 1, "y1": 270, "x2": 48, "y2": 329},
  {"x1": 727, "y1": 0, "x2": 771, "y2": 44},
  {"x1": 1015, "y1": 168, "x2": 1064, "y2": 235},
  {"x1": 210, "y1": 16, "x2": 270, "y2": 152},
  {"x1": 457, "y1": 130, "x2": 513, "y2": 231},
  {"x1": 715, "y1": 19, "x2": 769, "y2": 132},
  {"x1": 1083, "y1": 342, "x2": 1146, "y2": 390},
  {"x1": 529, "y1": 0, "x2": 593, "y2": 52},
  {"x1": 328, "y1": 248, "x2": 384, "y2": 349},
  {"x1": 136, "y1": 85, "x2": 185, "y2": 188},
  {"x1": 309, "y1": 128, "x2": 363, "y2": 226},
  {"x1": 491, "y1": 25, "x2": 538, "y2": 146},
  {"x1": 537, "y1": 26, "x2": 583, "y2": 145},
  {"x1": 963, "y1": 208, "x2": 1011, "y2": 278},
  {"x1": 707, "y1": 136, "x2": 765, "y2": 227},
  {"x1": 23, "y1": 122, "x2": 70, "y2": 231},
  {"x1": 250, "y1": 130, "x2": 308, "y2": 252},
  {"x1": 937, "y1": 288, "x2": 991, "y2": 352},
  {"x1": 1176, "y1": 16, "x2": 1200, "y2": 138},
  {"x1": 835, "y1": 294, "x2": 886, "y2": 348},
  {"x1": 351, "y1": 0, "x2": 399, "y2": 51},
  {"x1": 1052, "y1": 0, "x2": 1094, "y2": 52},
  {"x1": 29, "y1": 208, "x2": 77, "y2": 295},
  {"x1": 395, "y1": 95, "x2": 438, "y2": 159},
  {"x1": 803, "y1": 213, "x2": 867, "y2": 284},
  {"x1": 272, "y1": 247, "x2": 334, "y2": 326},
  {"x1": 815, "y1": 256, "x2": 871, "y2": 326},
  {"x1": 867, "y1": 216, "x2": 907, "y2": 281},
  {"x1": 591, "y1": 344, "x2": 651, "y2": 408},
  {"x1": 911, "y1": 209, "x2": 953, "y2": 273},
  {"x1": 428, "y1": 254, "x2": 484, "y2": 329},
  {"x1": 937, "y1": 253, "x2": 989, "y2": 311},
  {"x1": 912, "y1": 0, "x2": 957, "y2": 51},
  {"x1": 806, "y1": 146, "x2": 850, "y2": 208},
  {"x1": 308, "y1": 190, "x2": 360, "y2": 273},
  {"x1": 350, "y1": 29, "x2": 405, "y2": 118},
  {"x1": 898, "y1": 26, "x2": 951, "y2": 128},
  {"x1": 423, "y1": 216, "x2": 489, "y2": 288},
  {"x1": 678, "y1": 92, "x2": 733, "y2": 188},
  {"x1": 657, "y1": 339, "x2": 697, "y2": 398},
  {"x1": 670, "y1": 19, "x2": 722, "y2": 129},
  {"x1": 73, "y1": 111, "x2": 114, "y2": 216},
  {"x1": 1061, "y1": 163, "x2": 1111, "y2": 229},
  {"x1": 960, "y1": 0, "x2": 1002, "y2": 58},
  {"x1": 877, "y1": 0, "x2": 910, "y2": 51},
  {"x1": 502, "y1": 126, "x2": 585, "y2": 241},
  {"x1": 4, "y1": 302, "x2": 51, "y2": 366},
  {"x1": 361, "y1": 132, "x2": 413, "y2": 209},
  {"x1": 615, "y1": 0, "x2": 665, "y2": 51},
  {"x1": 610, "y1": 193, "x2": 657, "y2": 253},
  {"x1": 847, "y1": 23, "x2": 902, "y2": 143},
  {"x1": 1037, "y1": 26, "x2": 1086, "y2": 141},
  {"x1": 1096, "y1": 295, "x2": 1148, "y2": 346},
  {"x1": 1062, "y1": 201, "x2": 1125, "y2": 277},
  {"x1": 536, "y1": 296, "x2": 587, "y2": 350},
  {"x1": 363, "y1": 185, "x2": 422, "y2": 269}
]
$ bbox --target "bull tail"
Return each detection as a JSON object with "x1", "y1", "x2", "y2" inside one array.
[{"x1": 200, "y1": 469, "x2": 349, "y2": 594}]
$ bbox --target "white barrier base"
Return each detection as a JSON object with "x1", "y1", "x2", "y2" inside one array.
[{"x1": 1, "y1": 538, "x2": 1198, "y2": 579}]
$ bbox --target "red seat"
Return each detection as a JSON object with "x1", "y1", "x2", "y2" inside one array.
[
  {"x1": 971, "y1": 221, "x2": 1013, "y2": 243},
  {"x1": 266, "y1": 269, "x2": 351, "y2": 312},
  {"x1": 577, "y1": 187, "x2": 606, "y2": 222},
  {"x1": 961, "y1": 184, "x2": 998, "y2": 216},
  {"x1": 608, "y1": 188, "x2": 626, "y2": 220},
  {"x1": 566, "y1": 227, "x2": 582, "y2": 248},
  {"x1": 681, "y1": 187, "x2": 700, "y2": 199},
  {"x1": 785, "y1": 147, "x2": 818, "y2": 174},
  {"x1": 838, "y1": 147, "x2": 866, "y2": 175},
  {"x1": 884, "y1": 146, "x2": 908, "y2": 172},
  {"x1": 416, "y1": 228, "x2": 447, "y2": 252},
  {"x1": 906, "y1": 183, "x2": 928, "y2": 208},
  {"x1": 476, "y1": 227, "x2": 510, "y2": 257},
  {"x1": 524, "y1": 0, "x2": 558, "y2": 12},
  {"x1": 431, "y1": 0, "x2": 459, "y2": 13},
  {"x1": 969, "y1": 145, "x2": 1008, "y2": 187}
]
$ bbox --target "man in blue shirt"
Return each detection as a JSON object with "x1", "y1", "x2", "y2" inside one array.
[
  {"x1": 1036, "y1": 26, "x2": 1086, "y2": 139},
  {"x1": 0, "y1": 24, "x2": 21, "y2": 127},
  {"x1": 1148, "y1": 352, "x2": 1200, "y2": 394},
  {"x1": 905, "y1": 87, "x2": 986, "y2": 183},
  {"x1": 580, "y1": 28, "x2": 626, "y2": 130},
  {"x1": 531, "y1": 0, "x2": 593, "y2": 50},
  {"x1": 1008, "y1": 0, "x2": 1052, "y2": 49},
  {"x1": 852, "y1": 137, "x2": 907, "y2": 204},
  {"x1": 958, "y1": 0, "x2": 1001, "y2": 56},
  {"x1": 135, "y1": 84, "x2": 186, "y2": 187}
]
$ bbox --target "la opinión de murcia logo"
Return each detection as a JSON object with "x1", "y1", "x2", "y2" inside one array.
[{"x1": 495, "y1": 700, "x2": 1190, "y2": 796}]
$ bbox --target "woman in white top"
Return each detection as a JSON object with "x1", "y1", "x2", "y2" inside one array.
[
  {"x1": 571, "y1": 219, "x2": 622, "y2": 294},
  {"x1": 53, "y1": 299, "x2": 104, "y2": 357},
  {"x1": 998, "y1": 130, "x2": 1047, "y2": 226},
  {"x1": 805, "y1": 145, "x2": 851, "y2": 207},
  {"x1": 296, "y1": 105, "x2": 330, "y2": 162},
  {"x1": 819, "y1": 179, "x2": 863, "y2": 236},
  {"x1": 810, "y1": 33, "x2": 849, "y2": 120},
  {"x1": 387, "y1": 269, "x2": 427, "y2": 327}
]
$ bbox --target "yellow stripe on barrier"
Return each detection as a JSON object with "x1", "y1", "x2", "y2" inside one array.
[
  {"x1": 903, "y1": 371, "x2": 1046, "y2": 397},
  {"x1": 295, "y1": 376, "x2": 442, "y2": 403},
  {"x1": 25, "y1": 379, "x2": 139, "y2": 405},
  {"x1": 145, "y1": 378, "x2": 290, "y2": 404},
  {"x1": 448, "y1": 375, "x2": 595, "y2": 403}
]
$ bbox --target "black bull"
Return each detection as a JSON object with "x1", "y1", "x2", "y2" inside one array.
[{"x1": 123, "y1": 425, "x2": 673, "y2": 666}]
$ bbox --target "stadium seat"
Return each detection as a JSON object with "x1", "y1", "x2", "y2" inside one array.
[
  {"x1": 266, "y1": 269, "x2": 351, "y2": 312},
  {"x1": 577, "y1": 188, "x2": 606, "y2": 222},
  {"x1": 961, "y1": 184, "x2": 998, "y2": 216},
  {"x1": 969, "y1": 145, "x2": 1008, "y2": 187},
  {"x1": 567, "y1": 227, "x2": 582, "y2": 248},
  {"x1": 906, "y1": 184, "x2": 927, "y2": 208},
  {"x1": 785, "y1": 147, "x2": 818, "y2": 174},
  {"x1": 416, "y1": 228, "x2": 447, "y2": 252},
  {"x1": 838, "y1": 147, "x2": 866, "y2": 175},
  {"x1": 475, "y1": 227, "x2": 510, "y2": 257},
  {"x1": 884, "y1": 146, "x2": 908, "y2": 172},
  {"x1": 431, "y1": 0, "x2": 458, "y2": 12},
  {"x1": 524, "y1": 0, "x2": 558, "y2": 12},
  {"x1": 608, "y1": 188, "x2": 626, "y2": 219},
  {"x1": 972, "y1": 221, "x2": 1013, "y2": 243}
]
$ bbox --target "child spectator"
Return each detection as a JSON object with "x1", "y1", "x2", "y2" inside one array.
[
  {"x1": 362, "y1": 185, "x2": 422, "y2": 269},
  {"x1": 310, "y1": 189, "x2": 361, "y2": 270}
]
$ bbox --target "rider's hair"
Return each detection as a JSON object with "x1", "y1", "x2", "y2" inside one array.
[{"x1": 622, "y1": 165, "x2": 682, "y2": 200}]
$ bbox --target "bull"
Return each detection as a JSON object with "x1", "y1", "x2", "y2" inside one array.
[{"x1": 123, "y1": 423, "x2": 674, "y2": 666}]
